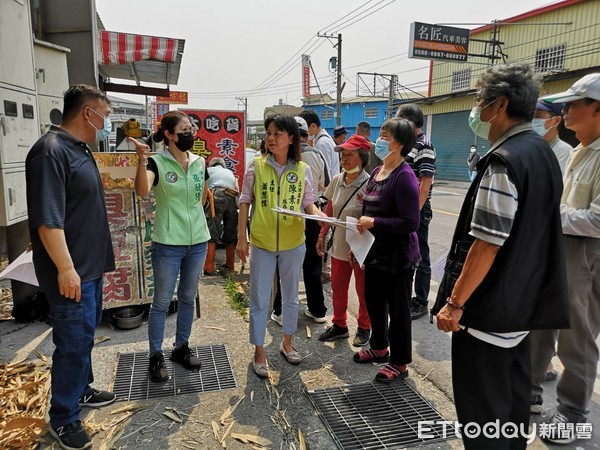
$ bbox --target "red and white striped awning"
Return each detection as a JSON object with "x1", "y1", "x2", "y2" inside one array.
[
  {"x1": 98, "y1": 30, "x2": 185, "y2": 87},
  {"x1": 99, "y1": 31, "x2": 179, "y2": 65}
]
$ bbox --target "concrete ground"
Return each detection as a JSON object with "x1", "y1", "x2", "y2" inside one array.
[{"x1": 0, "y1": 251, "x2": 463, "y2": 449}]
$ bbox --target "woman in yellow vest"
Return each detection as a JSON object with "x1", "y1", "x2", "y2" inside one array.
[
  {"x1": 132, "y1": 110, "x2": 210, "y2": 383},
  {"x1": 237, "y1": 115, "x2": 325, "y2": 378}
]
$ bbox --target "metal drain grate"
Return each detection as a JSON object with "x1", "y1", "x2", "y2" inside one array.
[
  {"x1": 112, "y1": 344, "x2": 236, "y2": 401},
  {"x1": 307, "y1": 380, "x2": 456, "y2": 449}
]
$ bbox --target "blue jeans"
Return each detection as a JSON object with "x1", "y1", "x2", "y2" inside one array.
[
  {"x1": 414, "y1": 200, "x2": 432, "y2": 305},
  {"x1": 148, "y1": 242, "x2": 207, "y2": 355},
  {"x1": 47, "y1": 277, "x2": 103, "y2": 428}
]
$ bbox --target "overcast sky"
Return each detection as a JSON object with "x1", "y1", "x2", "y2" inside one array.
[{"x1": 96, "y1": 0, "x2": 557, "y2": 120}]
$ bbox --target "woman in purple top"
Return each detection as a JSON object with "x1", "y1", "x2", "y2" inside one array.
[{"x1": 354, "y1": 118, "x2": 421, "y2": 383}]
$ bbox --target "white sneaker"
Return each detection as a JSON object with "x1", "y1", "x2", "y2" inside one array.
[
  {"x1": 270, "y1": 311, "x2": 282, "y2": 326},
  {"x1": 304, "y1": 309, "x2": 326, "y2": 323}
]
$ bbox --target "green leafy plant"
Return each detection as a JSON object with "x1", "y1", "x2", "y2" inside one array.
[{"x1": 224, "y1": 277, "x2": 249, "y2": 319}]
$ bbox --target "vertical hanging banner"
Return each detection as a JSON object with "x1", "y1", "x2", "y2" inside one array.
[
  {"x1": 302, "y1": 54, "x2": 311, "y2": 98},
  {"x1": 180, "y1": 109, "x2": 246, "y2": 187}
]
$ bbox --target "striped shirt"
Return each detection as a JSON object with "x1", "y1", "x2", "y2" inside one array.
[
  {"x1": 405, "y1": 132, "x2": 436, "y2": 200},
  {"x1": 468, "y1": 156, "x2": 526, "y2": 347},
  {"x1": 470, "y1": 159, "x2": 518, "y2": 247}
]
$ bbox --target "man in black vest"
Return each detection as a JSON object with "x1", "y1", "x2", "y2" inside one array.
[{"x1": 432, "y1": 64, "x2": 569, "y2": 449}]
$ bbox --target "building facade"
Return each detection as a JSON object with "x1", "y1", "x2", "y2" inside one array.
[
  {"x1": 302, "y1": 0, "x2": 598, "y2": 180},
  {"x1": 414, "y1": 0, "x2": 598, "y2": 180}
]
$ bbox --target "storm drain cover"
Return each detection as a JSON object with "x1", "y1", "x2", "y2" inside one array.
[
  {"x1": 111, "y1": 344, "x2": 236, "y2": 401},
  {"x1": 307, "y1": 380, "x2": 455, "y2": 449}
]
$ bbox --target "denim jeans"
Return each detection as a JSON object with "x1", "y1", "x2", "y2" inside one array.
[
  {"x1": 148, "y1": 242, "x2": 207, "y2": 355},
  {"x1": 414, "y1": 200, "x2": 432, "y2": 305},
  {"x1": 47, "y1": 277, "x2": 103, "y2": 428}
]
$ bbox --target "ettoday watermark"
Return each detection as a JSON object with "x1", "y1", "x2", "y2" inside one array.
[{"x1": 418, "y1": 420, "x2": 593, "y2": 444}]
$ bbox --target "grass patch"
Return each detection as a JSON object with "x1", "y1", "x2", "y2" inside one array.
[{"x1": 224, "y1": 277, "x2": 249, "y2": 319}]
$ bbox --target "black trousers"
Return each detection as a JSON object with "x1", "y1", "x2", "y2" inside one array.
[
  {"x1": 302, "y1": 219, "x2": 326, "y2": 317},
  {"x1": 273, "y1": 220, "x2": 325, "y2": 317},
  {"x1": 364, "y1": 265, "x2": 414, "y2": 365},
  {"x1": 452, "y1": 330, "x2": 531, "y2": 450}
]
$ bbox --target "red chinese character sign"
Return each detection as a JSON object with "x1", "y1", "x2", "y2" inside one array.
[{"x1": 180, "y1": 109, "x2": 246, "y2": 187}]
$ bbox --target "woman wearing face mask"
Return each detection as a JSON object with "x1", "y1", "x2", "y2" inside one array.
[
  {"x1": 316, "y1": 134, "x2": 372, "y2": 346},
  {"x1": 354, "y1": 118, "x2": 421, "y2": 384},
  {"x1": 132, "y1": 110, "x2": 210, "y2": 383}
]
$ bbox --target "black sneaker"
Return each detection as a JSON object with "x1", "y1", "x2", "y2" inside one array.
[
  {"x1": 530, "y1": 394, "x2": 543, "y2": 414},
  {"x1": 49, "y1": 420, "x2": 92, "y2": 450},
  {"x1": 319, "y1": 324, "x2": 349, "y2": 341},
  {"x1": 542, "y1": 411, "x2": 578, "y2": 445},
  {"x1": 352, "y1": 328, "x2": 370, "y2": 347},
  {"x1": 149, "y1": 353, "x2": 170, "y2": 382},
  {"x1": 79, "y1": 388, "x2": 116, "y2": 407},
  {"x1": 171, "y1": 343, "x2": 201, "y2": 370},
  {"x1": 410, "y1": 301, "x2": 428, "y2": 320}
]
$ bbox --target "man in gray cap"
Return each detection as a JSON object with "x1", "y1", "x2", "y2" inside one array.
[
  {"x1": 532, "y1": 99, "x2": 572, "y2": 173},
  {"x1": 530, "y1": 73, "x2": 600, "y2": 445},
  {"x1": 333, "y1": 126, "x2": 347, "y2": 146}
]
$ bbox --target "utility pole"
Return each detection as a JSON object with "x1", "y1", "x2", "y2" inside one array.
[
  {"x1": 236, "y1": 96, "x2": 248, "y2": 146},
  {"x1": 335, "y1": 34, "x2": 342, "y2": 127},
  {"x1": 388, "y1": 75, "x2": 397, "y2": 119},
  {"x1": 317, "y1": 33, "x2": 343, "y2": 126}
]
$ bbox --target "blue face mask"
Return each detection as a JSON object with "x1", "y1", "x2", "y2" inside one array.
[
  {"x1": 375, "y1": 138, "x2": 392, "y2": 160},
  {"x1": 531, "y1": 118, "x2": 550, "y2": 137},
  {"x1": 88, "y1": 108, "x2": 112, "y2": 141}
]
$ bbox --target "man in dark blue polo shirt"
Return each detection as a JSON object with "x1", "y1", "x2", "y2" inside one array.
[{"x1": 26, "y1": 85, "x2": 116, "y2": 450}]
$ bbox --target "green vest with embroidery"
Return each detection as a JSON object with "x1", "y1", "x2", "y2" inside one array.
[
  {"x1": 251, "y1": 156, "x2": 307, "y2": 252},
  {"x1": 151, "y1": 153, "x2": 210, "y2": 245}
]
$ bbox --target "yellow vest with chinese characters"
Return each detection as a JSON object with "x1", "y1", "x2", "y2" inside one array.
[{"x1": 250, "y1": 156, "x2": 307, "y2": 251}]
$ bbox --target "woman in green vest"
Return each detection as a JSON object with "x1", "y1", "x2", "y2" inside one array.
[
  {"x1": 237, "y1": 115, "x2": 325, "y2": 378},
  {"x1": 133, "y1": 110, "x2": 210, "y2": 383}
]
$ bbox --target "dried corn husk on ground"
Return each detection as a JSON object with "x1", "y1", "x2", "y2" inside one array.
[
  {"x1": 0, "y1": 353, "x2": 51, "y2": 449},
  {"x1": 0, "y1": 255, "x2": 12, "y2": 321},
  {"x1": 0, "y1": 288, "x2": 13, "y2": 321}
]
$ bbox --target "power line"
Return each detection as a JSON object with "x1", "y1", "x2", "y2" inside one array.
[
  {"x1": 318, "y1": 0, "x2": 374, "y2": 34},
  {"x1": 321, "y1": 0, "x2": 389, "y2": 34},
  {"x1": 333, "y1": 0, "x2": 396, "y2": 33}
]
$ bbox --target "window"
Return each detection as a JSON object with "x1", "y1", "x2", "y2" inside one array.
[
  {"x1": 321, "y1": 110, "x2": 333, "y2": 120},
  {"x1": 365, "y1": 107, "x2": 378, "y2": 119},
  {"x1": 451, "y1": 68, "x2": 471, "y2": 92},
  {"x1": 535, "y1": 44, "x2": 566, "y2": 73}
]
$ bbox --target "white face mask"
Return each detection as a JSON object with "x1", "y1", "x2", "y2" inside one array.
[
  {"x1": 531, "y1": 118, "x2": 550, "y2": 137},
  {"x1": 342, "y1": 165, "x2": 361, "y2": 174},
  {"x1": 308, "y1": 134, "x2": 315, "y2": 141}
]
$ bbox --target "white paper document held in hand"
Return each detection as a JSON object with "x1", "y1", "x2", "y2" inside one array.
[{"x1": 344, "y1": 217, "x2": 374, "y2": 267}]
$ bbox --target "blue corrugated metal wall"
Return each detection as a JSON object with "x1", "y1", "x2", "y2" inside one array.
[
  {"x1": 306, "y1": 103, "x2": 491, "y2": 181},
  {"x1": 306, "y1": 100, "x2": 389, "y2": 142},
  {"x1": 429, "y1": 111, "x2": 490, "y2": 181}
]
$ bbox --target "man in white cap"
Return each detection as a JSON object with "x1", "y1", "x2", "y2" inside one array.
[{"x1": 530, "y1": 73, "x2": 600, "y2": 445}]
